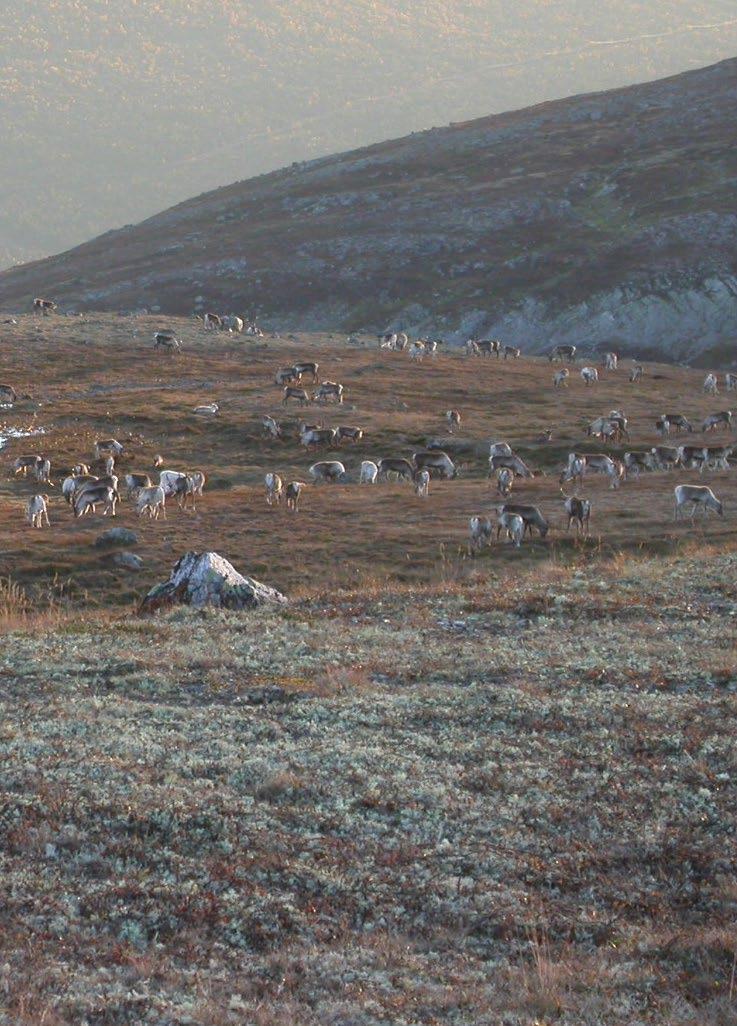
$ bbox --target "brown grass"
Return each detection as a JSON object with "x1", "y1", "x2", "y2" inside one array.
[{"x1": 0, "y1": 313, "x2": 734, "y2": 609}]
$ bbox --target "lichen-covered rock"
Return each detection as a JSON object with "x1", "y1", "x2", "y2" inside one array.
[
  {"x1": 113, "y1": 551, "x2": 143, "y2": 571},
  {"x1": 95, "y1": 527, "x2": 138, "y2": 547},
  {"x1": 139, "y1": 551, "x2": 287, "y2": 612}
]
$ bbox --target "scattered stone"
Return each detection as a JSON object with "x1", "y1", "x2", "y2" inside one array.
[
  {"x1": 113, "y1": 552, "x2": 143, "y2": 571},
  {"x1": 95, "y1": 527, "x2": 138, "y2": 547},
  {"x1": 140, "y1": 551, "x2": 288, "y2": 612}
]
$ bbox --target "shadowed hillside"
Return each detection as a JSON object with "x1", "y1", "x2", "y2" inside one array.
[
  {"x1": 3, "y1": 2, "x2": 737, "y2": 267},
  {"x1": 2, "y1": 59, "x2": 737, "y2": 362}
]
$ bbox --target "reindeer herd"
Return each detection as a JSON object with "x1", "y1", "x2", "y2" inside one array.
[{"x1": 7, "y1": 308, "x2": 735, "y2": 566}]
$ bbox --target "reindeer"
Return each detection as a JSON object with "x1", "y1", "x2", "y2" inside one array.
[
  {"x1": 26, "y1": 494, "x2": 50, "y2": 528},
  {"x1": 603, "y1": 352, "x2": 618, "y2": 371},
  {"x1": 726, "y1": 373, "x2": 737, "y2": 392},
  {"x1": 263, "y1": 472, "x2": 282, "y2": 506},
  {"x1": 377, "y1": 457, "x2": 415, "y2": 482},
  {"x1": 674, "y1": 484, "x2": 723, "y2": 520},
  {"x1": 630, "y1": 364, "x2": 644, "y2": 382},
  {"x1": 489, "y1": 453, "x2": 533, "y2": 478},
  {"x1": 445, "y1": 409, "x2": 461, "y2": 433},
  {"x1": 702, "y1": 411, "x2": 732, "y2": 433},
  {"x1": 275, "y1": 367, "x2": 303, "y2": 386},
  {"x1": 309, "y1": 461, "x2": 346, "y2": 482},
  {"x1": 414, "y1": 469, "x2": 430, "y2": 498},
  {"x1": 336, "y1": 425, "x2": 363, "y2": 444},
  {"x1": 468, "y1": 516, "x2": 493, "y2": 554},
  {"x1": 497, "y1": 503, "x2": 549, "y2": 537},
  {"x1": 285, "y1": 481, "x2": 304, "y2": 511},
  {"x1": 703, "y1": 373, "x2": 719, "y2": 395},
  {"x1": 502, "y1": 345, "x2": 521, "y2": 360},
  {"x1": 549, "y1": 344, "x2": 576, "y2": 363},
  {"x1": 203, "y1": 313, "x2": 222, "y2": 331},
  {"x1": 553, "y1": 368, "x2": 569, "y2": 388},
  {"x1": 293, "y1": 361, "x2": 319, "y2": 383},
  {"x1": 283, "y1": 386, "x2": 310, "y2": 406},
  {"x1": 300, "y1": 425, "x2": 338, "y2": 449},
  {"x1": 13, "y1": 455, "x2": 42, "y2": 477},
  {"x1": 661, "y1": 414, "x2": 693, "y2": 435},
  {"x1": 413, "y1": 450, "x2": 457, "y2": 479},
  {"x1": 360, "y1": 460, "x2": 378, "y2": 484},
  {"x1": 261, "y1": 415, "x2": 282, "y2": 439},
  {"x1": 497, "y1": 511, "x2": 525, "y2": 547},
  {"x1": 496, "y1": 467, "x2": 514, "y2": 497},
  {"x1": 581, "y1": 367, "x2": 599, "y2": 386},
  {"x1": 153, "y1": 331, "x2": 181, "y2": 352},
  {"x1": 33, "y1": 298, "x2": 56, "y2": 316},
  {"x1": 313, "y1": 381, "x2": 343, "y2": 404},
  {"x1": 564, "y1": 496, "x2": 591, "y2": 535}
]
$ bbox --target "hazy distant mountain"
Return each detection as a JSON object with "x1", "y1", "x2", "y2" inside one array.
[
  {"x1": 2, "y1": 58, "x2": 737, "y2": 362},
  {"x1": 2, "y1": 1, "x2": 737, "y2": 267}
]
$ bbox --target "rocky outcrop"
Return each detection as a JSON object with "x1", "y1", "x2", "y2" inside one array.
[{"x1": 140, "y1": 551, "x2": 287, "y2": 613}]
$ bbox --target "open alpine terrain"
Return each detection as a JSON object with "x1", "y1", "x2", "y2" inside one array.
[
  {"x1": 0, "y1": 315, "x2": 735, "y2": 1024},
  {"x1": 2, "y1": 58, "x2": 737, "y2": 361},
  {"x1": 0, "y1": 314, "x2": 735, "y2": 606}
]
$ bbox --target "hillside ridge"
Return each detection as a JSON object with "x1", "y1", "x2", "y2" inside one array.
[{"x1": 2, "y1": 57, "x2": 737, "y2": 362}]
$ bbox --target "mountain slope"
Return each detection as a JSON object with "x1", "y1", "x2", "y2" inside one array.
[
  {"x1": 3, "y1": 1, "x2": 737, "y2": 267},
  {"x1": 2, "y1": 57, "x2": 737, "y2": 361}
]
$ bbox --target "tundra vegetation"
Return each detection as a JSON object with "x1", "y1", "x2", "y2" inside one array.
[{"x1": 0, "y1": 314, "x2": 735, "y2": 1024}]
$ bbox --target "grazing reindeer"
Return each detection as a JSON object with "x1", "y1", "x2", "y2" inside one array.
[
  {"x1": 413, "y1": 450, "x2": 457, "y2": 479},
  {"x1": 503, "y1": 345, "x2": 521, "y2": 360},
  {"x1": 309, "y1": 461, "x2": 346, "y2": 482},
  {"x1": 265, "y1": 473, "x2": 283, "y2": 505},
  {"x1": 275, "y1": 367, "x2": 302, "y2": 386},
  {"x1": 336, "y1": 425, "x2": 363, "y2": 444},
  {"x1": 468, "y1": 516, "x2": 493, "y2": 555},
  {"x1": 26, "y1": 494, "x2": 50, "y2": 528},
  {"x1": 553, "y1": 368, "x2": 569, "y2": 388},
  {"x1": 549, "y1": 344, "x2": 576, "y2": 363},
  {"x1": 445, "y1": 409, "x2": 461, "y2": 433},
  {"x1": 293, "y1": 361, "x2": 319, "y2": 383},
  {"x1": 475, "y1": 339, "x2": 501, "y2": 358},
  {"x1": 153, "y1": 332, "x2": 181, "y2": 352},
  {"x1": 414, "y1": 469, "x2": 430, "y2": 498},
  {"x1": 581, "y1": 367, "x2": 599, "y2": 385},
  {"x1": 123, "y1": 473, "x2": 152, "y2": 498},
  {"x1": 283, "y1": 386, "x2": 310, "y2": 406},
  {"x1": 285, "y1": 481, "x2": 304, "y2": 511},
  {"x1": 674, "y1": 484, "x2": 723, "y2": 520},
  {"x1": 497, "y1": 511, "x2": 525, "y2": 547},
  {"x1": 360, "y1": 460, "x2": 378, "y2": 484},
  {"x1": 33, "y1": 298, "x2": 56, "y2": 316},
  {"x1": 136, "y1": 485, "x2": 166, "y2": 520},
  {"x1": 203, "y1": 313, "x2": 222, "y2": 331},
  {"x1": 496, "y1": 467, "x2": 514, "y2": 497},
  {"x1": 726, "y1": 372, "x2": 737, "y2": 392},
  {"x1": 261, "y1": 415, "x2": 282, "y2": 439},
  {"x1": 560, "y1": 454, "x2": 586, "y2": 490},
  {"x1": 498, "y1": 503, "x2": 549, "y2": 537},
  {"x1": 489, "y1": 453, "x2": 533, "y2": 478},
  {"x1": 465, "y1": 339, "x2": 481, "y2": 357},
  {"x1": 377, "y1": 457, "x2": 415, "y2": 482},
  {"x1": 34, "y1": 458, "x2": 53, "y2": 485},
  {"x1": 13, "y1": 455, "x2": 42, "y2": 477},
  {"x1": 313, "y1": 381, "x2": 344, "y2": 404},
  {"x1": 564, "y1": 496, "x2": 591, "y2": 535},
  {"x1": 702, "y1": 411, "x2": 732, "y2": 433}
]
